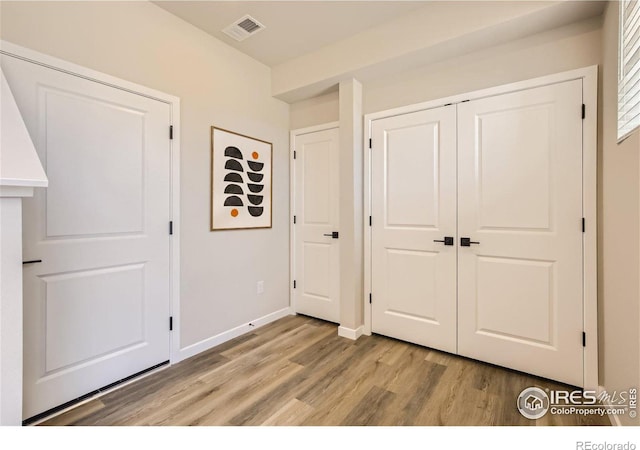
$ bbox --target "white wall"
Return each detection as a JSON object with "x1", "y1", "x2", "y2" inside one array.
[
  {"x1": 601, "y1": 1, "x2": 640, "y2": 427},
  {"x1": 0, "y1": 1, "x2": 290, "y2": 353}
]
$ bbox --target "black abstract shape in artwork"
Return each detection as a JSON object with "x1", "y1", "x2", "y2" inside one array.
[
  {"x1": 224, "y1": 196, "x2": 244, "y2": 206},
  {"x1": 224, "y1": 146, "x2": 243, "y2": 160},
  {"x1": 224, "y1": 184, "x2": 244, "y2": 195},
  {"x1": 224, "y1": 173, "x2": 243, "y2": 183},
  {"x1": 248, "y1": 195, "x2": 263, "y2": 205},
  {"x1": 225, "y1": 160, "x2": 244, "y2": 172},
  {"x1": 247, "y1": 172, "x2": 264, "y2": 183},
  {"x1": 221, "y1": 145, "x2": 267, "y2": 219},
  {"x1": 247, "y1": 184, "x2": 264, "y2": 193}
]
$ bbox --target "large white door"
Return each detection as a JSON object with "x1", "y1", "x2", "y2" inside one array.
[
  {"x1": 457, "y1": 80, "x2": 584, "y2": 386},
  {"x1": 2, "y1": 55, "x2": 172, "y2": 419},
  {"x1": 370, "y1": 106, "x2": 457, "y2": 353},
  {"x1": 293, "y1": 127, "x2": 340, "y2": 323}
]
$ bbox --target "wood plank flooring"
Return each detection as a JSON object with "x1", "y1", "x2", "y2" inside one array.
[{"x1": 41, "y1": 315, "x2": 610, "y2": 426}]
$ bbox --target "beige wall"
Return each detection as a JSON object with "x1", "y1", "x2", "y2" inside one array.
[
  {"x1": 290, "y1": 18, "x2": 602, "y2": 129},
  {"x1": 0, "y1": 1, "x2": 290, "y2": 351},
  {"x1": 363, "y1": 16, "x2": 602, "y2": 113},
  {"x1": 601, "y1": 1, "x2": 640, "y2": 426},
  {"x1": 338, "y1": 80, "x2": 364, "y2": 333},
  {"x1": 272, "y1": 1, "x2": 596, "y2": 102},
  {"x1": 289, "y1": 91, "x2": 339, "y2": 130}
]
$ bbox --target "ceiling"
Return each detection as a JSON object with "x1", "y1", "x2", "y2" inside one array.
[
  {"x1": 153, "y1": 1, "x2": 428, "y2": 66},
  {"x1": 154, "y1": 1, "x2": 606, "y2": 102}
]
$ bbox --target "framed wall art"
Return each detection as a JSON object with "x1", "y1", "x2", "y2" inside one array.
[{"x1": 210, "y1": 126, "x2": 272, "y2": 230}]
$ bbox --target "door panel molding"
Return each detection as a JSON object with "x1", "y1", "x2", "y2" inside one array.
[
  {"x1": 0, "y1": 41, "x2": 182, "y2": 419},
  {"x1": 457, "y1": 80, "x2": 584, "y2": 386},
  {"x1": 0, "y1": 40, "x2": 181, "y2": 366},
  {"x1": 370, "y1": 105, "x2": 457, "y2": 354},
  {"x1": 290, "y1": 123, "x2": 340, "y2": 323},
  {"x1": 364, "y1": 66, "x2": 598, "y2": 389}
]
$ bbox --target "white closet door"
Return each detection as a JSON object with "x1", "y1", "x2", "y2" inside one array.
[
  {"x1": 457, "y1": 80, "x2": 584, "y2": 386},
  {"x1": 2, "y1": 55, "x2": 172, "y2": 419},
  {"x1": 293, "y1": 127, "x2": 340, "y2": 323},
  {"x1": 371, "y1": 106, "x2": 457, "y2": 353}
]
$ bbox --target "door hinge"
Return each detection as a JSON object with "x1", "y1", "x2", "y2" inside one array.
[
  {"x1": 369, "y1": 293, "x2": 372, "y2": 304},
  {"x1": 582, "y1": 104, "x2": 585, "y2": 119},
  {"x1": 582, "y1": 332, "x2": 586, "y2": 347},
  {"x1": 169, "y1": 221, "x2": 173, "y2": 235},
  {"x1": 293, "y1": 150, "x2": 297, "y2": 159},
  {"x1": 293, "y1": 215, "x2": 296, "y2": 224},
  {"x1": 169, "y1": 125, "x2": 174, "y2": 140},
  {"x1": 582, "y1": 218, "x2": 585, "y2": 233},
  {"x1": 293, "y1": 280, "x2": 297, "y2": 289},
  {"x1": 169, "y1": 316, "x2": 173, "y2": 331},
  {"x1": 369, "y1": 138, "x2": 372, "y2": 149},
  {"x1": 369, "y1": 216, "x2": 372, "y2": 226}
]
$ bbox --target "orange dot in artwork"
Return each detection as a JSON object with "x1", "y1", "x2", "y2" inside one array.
[
  {"x1": 230, "y1": 209, "x2": 239, "y2": 217},
  {"x1": 252, "y1": 151, "x2": 259, "y2": 160}
]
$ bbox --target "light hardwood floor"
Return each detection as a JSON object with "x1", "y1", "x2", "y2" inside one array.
[{"x1": 41, "y1": 315, "x2": 610, "y2": 426}]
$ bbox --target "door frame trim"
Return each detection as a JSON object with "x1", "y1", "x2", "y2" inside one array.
[
  {"x1": 289, "y1": 122, "x2": 340, "y2": 317},
  {"x1": 363, "y1": 66, "x2": 598, "y2": 389},
  {"x1": 0, "y1": 41, "x2": 183, "y2": 364}
]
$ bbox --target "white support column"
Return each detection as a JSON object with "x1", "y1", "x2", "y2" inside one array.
[
  {"x1": 0, "y1": 67, "x2": 48, "y2": 425},
  {"x1": 338, "y1": 78, "x2": 364, "y2": 339},
  {"x1": 0, "y1": 194, "x2": 26, "y2": 425}
]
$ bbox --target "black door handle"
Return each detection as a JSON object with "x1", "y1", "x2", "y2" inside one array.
[
  {"x1": 323, "y1": 232, "x2": 339, "y2": 239},
  {"x1": 433, "y1": 237, "x2": 454, "y2": 246},
  {"x1": 460, "y1": 237, "x2": 480, "y2": 247},
  {"x1": 22, "y1": 259, "x2": 43, "y2": 265}
]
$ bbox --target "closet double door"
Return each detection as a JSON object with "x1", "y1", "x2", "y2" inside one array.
[{"x1": 370, "y1": 80, "x2": 584, "y2": 386}]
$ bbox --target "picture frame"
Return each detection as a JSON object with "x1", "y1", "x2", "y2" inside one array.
[{"x1": 210, "y1": 126, "x2": 273, "y2": 231}]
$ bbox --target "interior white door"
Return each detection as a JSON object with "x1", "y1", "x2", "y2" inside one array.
[
  {"x1": 293, "y1": 127, "x2": 340, "y2": 323},
  {"x1": 1, "y1": 55, "x2": 172, "y2": 419},
  {"x1": 370, "y1": 106, "x2": 457, "y2": 353},
  {"x1": 457, "y1": 80, "x2": 584, "y2": 386}
]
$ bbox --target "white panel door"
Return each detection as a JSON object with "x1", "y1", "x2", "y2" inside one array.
[
  {"x1": 371, "y1": 106, "x2": 457, "y2": 353},
  {"x1": 1, "y1": 55, "x2": 172, "y2": 419},
  {"x1": 293, "y1": 127, "x2": 340, "y2": 323},
  {"x1": 457, "y1": 80, "x2": 584, "y2": 386}
]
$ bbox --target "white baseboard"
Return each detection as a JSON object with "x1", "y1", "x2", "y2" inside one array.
[
  {"x1": 175, "y1": 307, "x2": 293, "y2": 362},
  {"x1": 599, "y1": 385, "x2": 622, "y2": 426},
  {"x1": 338, "y1": 325, "x2": 364, "y2": 340}
]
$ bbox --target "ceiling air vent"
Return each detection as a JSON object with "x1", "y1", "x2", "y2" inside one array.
[{"x1": 223, "y1": 15, "x2": 265, "y2": 42}]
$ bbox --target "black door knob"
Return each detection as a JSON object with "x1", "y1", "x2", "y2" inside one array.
[
  {"x1": 460, "y1": 237, "x2": 480, "y2": 247},
  {"x1": 22, "y1": 259, "x2": 43, "y2": 265},
  {"x1": 433, "y1": 237, "x2": 454, "y2": 246}
]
